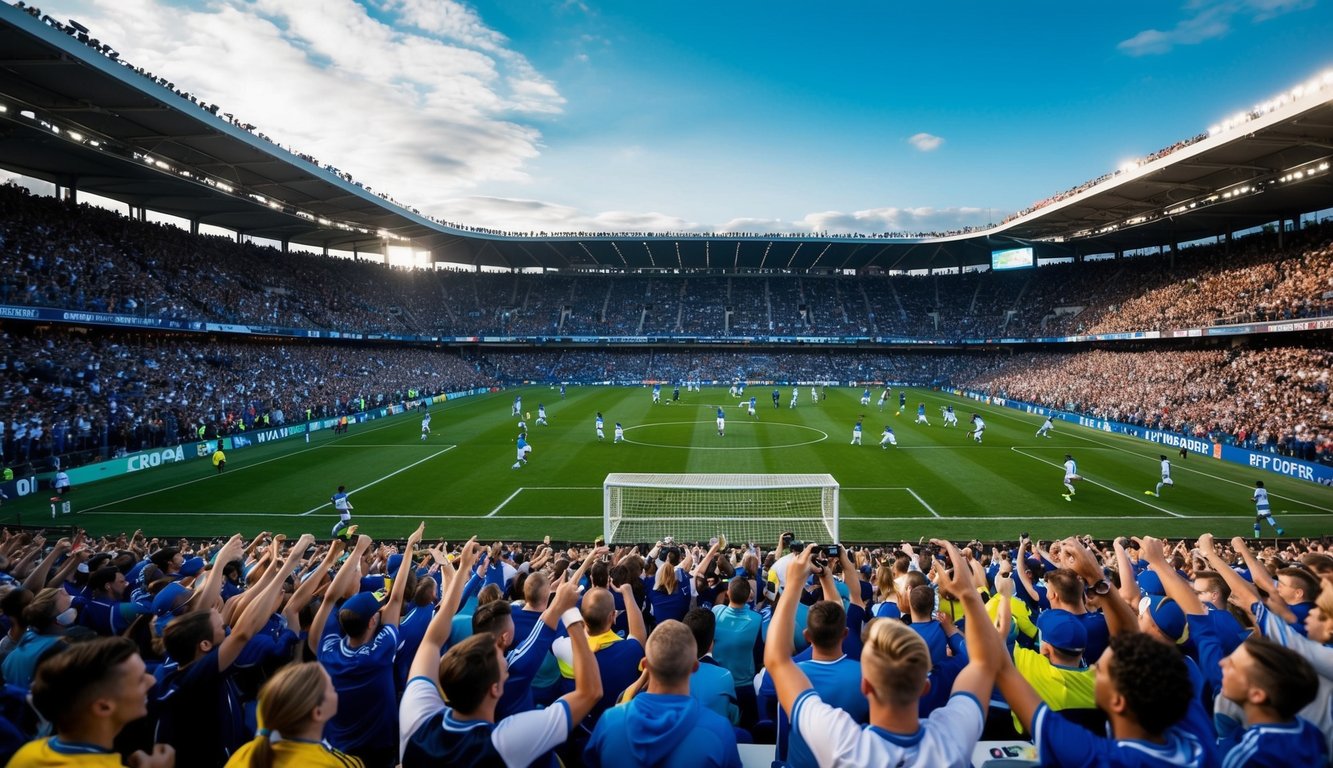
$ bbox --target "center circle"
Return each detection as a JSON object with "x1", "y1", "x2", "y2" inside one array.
[{"x1": 621, "y1": 420, "x2": 829, "y2": 450}]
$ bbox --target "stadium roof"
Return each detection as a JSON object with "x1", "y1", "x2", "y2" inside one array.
[{"x1": 3, "y1": 5, "x2": 1333, "y2": 272}]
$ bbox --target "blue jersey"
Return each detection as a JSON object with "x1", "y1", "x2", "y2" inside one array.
[
  {"x1": 862, "y1": 389, "x2": 870, "y2": 399},
  {"x1": 517, "y1": 436, "x2": 528, "y2": 449},
  {"x1": 596, "y1": 416, "x2": 604, "y2": 429},
  {"x1": 717, "y1": 408, "x2": 725, "y2": 419},
  {"x1": 918, "y1": 404, "x2": 925, "y2": 415},
  {"x1": 749, "y1": 397, "x2": 756, "y2": 408},
  {"x1": 853, "y1": 422, "x2": 862, "y2": 433}
]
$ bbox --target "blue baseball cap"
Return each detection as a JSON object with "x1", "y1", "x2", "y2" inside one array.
[
  {"x1": 1141, "y1": 595, "x2": 1189, "y2": 644},
  {"x1": 178, "y1": 557, "x2": 206, "y2": 578},
  {"x1": 1137, "y1": 571, "x2": 1166, "y2": 598},
  {"x1": 386, "y1": 554, "x2": 404, "y2": 574},
  {"x1": 341, "y1": 591, "x2": 386, "y2": 621},
  {"x1": 153, "y1": 582, "x2": 191, "y2": 616},
  {"x1": 1037, "y1": 609, "x2": 1088, "y2": 654}
]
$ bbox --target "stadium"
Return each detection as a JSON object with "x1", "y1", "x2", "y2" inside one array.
[{"x1": 1, "y1": 3, "x2": 1332, "y2": 767}]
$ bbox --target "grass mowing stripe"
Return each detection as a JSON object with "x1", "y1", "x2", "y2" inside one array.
[
  {"x1": 78, "y1": 511, "x2": 1333, "y2": 521},
  {"x1": 1010, "y1": 447, "x2": 1184, "y2": 518},
  {"x1": 930, "y1": 393, "x2": 1332, "y2": 513},
  {"x1": 299, "y1": 445, "x2": 456, "y2": 515}
]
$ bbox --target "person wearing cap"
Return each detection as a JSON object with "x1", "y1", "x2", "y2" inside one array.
[
  {"x1": 173, "y1": 556, "x2": 205, "y2": 583},
  {"x1": 10, "y1": 637, "x2": 174, "y2": 768},
  {"x1": 993, "y1": 536, "x2": 1218, "y2": 768},
  {"x1": 1141, "y1": 535, "x2": 1326, "y2": 766},
  {"x1": 1004, "y1": 593, "x2": 1095, "y2": 734},
  {"x1": 311, "y1": 525, "x2": 423, "y2": 768},
  {"x1": 399, "y1": 540, "x2": 604, "y2": 767},
  {"x1": 155, "y1": 533, "x2": 311, "y2": 768},
  {"x1": 585, "y1": 619, "x2": 741, "y2": 768}
]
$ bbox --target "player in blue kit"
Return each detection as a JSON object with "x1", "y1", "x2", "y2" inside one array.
[
  {"x1": 860, "y1": 388, "x2": 871, "y2": 407},
  {"x1": 915, "y1": 403, "x2": 929, "y2": 425},
  {"x1": 716, "y1": 407, "x2": 726, "y2": 437},
  {"x1": 850, "y1": 420, "x2": 862, "y2": 445}
]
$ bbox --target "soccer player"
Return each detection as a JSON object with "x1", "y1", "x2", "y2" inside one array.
[
  {"x1": 513, "y1": 433, "x2": 532, "y2": 469},
  {"x1": 771, "y1": 388, "x2": 779, "y2": 408},
  {"x1": 1061, "y1": 454, "x2": 1080, "y2": 502},
  {"x1": 898, "y1": 391, "x2": 907, "y2": 410},
  {"x1": 613, "y1": 423, "x2": 624, "y2": 443},
  {"x1": 943, "y1": 405, "x2": 958, "y2": 427},
  {"x1": 878, "y1": 387, "x2": 889, "y2": 411},
  {"x1": 652, "y1": 383, "x2": 661, "y2": 404},
  {"x1": 729, "y1": 383, "x2": 739, "y2": 398},
  {"x1": 212, "y1": 444, "x2": 226, "y2": 473},
  {"x1": 331, "y1": 485, "x2": 355, "y2": 539},
  {"x1": 560, "y1": 384, "x2": 567, "y2": 399},
  {"x1": 512, "y1": 395, "x2": 521, "y2": 416},
  {"x1": 673, "y1": 384, "x2": 680, "y2": 402},
  {"x1": 1036, "y1": 416, "x2": 1054, "y2": 438},
  {"x1": 515, "y1": 418, "x2": 527, "y2": 432},
  {"x1": 537, "y1": 404, "x2": 548, "y2": 425},
  {"x1": 860, "y1": 388, "x2": 871, "y2": 407},
  {"x1": 1147, "y1": 454, "x2": 1173, "y2": 497},
  {"x1": 1252, "y1": 480, "x2": 1285, "y2": 537},
  {"x1": 716, "y1": 407, "x2": 726, "y2": 437},
  {"x1": 915, "y1": 403, "x2": 930, "y2": 425},
  {"x1": 420, "y1": 412, "x2": 431, "y2": 441},
  {"x1": 748, "y1": 396, "x2": 758, "y2": 418},
  {"x1": 810, "y1": 386, "x2": 817, "y2": 405},
  {"x1": 968, "y1": 414, "x2": 985, "y2": 443},
  {"x1": 851, "y1": 420, "x2": 862, "y2": 446},
  {"x1": 879, "y1": 426, "x2": 897, "y2": 448},
  {"x1": 595, "y1": 412, "x2": 605, "y2": 441},
  {"x1": 790, "y1": 387, "x2": 798, "y2": 409}
]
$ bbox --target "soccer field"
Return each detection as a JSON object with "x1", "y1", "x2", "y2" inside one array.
[{"x1": 6, "y1": 386, "x2": 1330, "y2": 543}]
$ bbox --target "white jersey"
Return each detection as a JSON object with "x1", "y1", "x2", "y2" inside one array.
[
  {"x1": 1063, "y1": 459, "x2": 1078, "y2": 479},
  {"x1": 972, "y1": 418, "x2": 985, "y2": 430},
  {"x1": 1254, "y1": 487, "x2": 1271, "y2": 512},
  {"x1": 792, "y1": 689, "x2": 983, "y2": 768},
  {"x1": 1160, "y1": 459, "x2": 1173, "y2": 482},
  {"x1": 880, "y1": 430, "x2": 897, "y2": 446}
]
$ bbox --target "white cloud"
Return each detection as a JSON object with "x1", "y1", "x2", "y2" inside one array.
[
  {"x1": 43, "y1": 0, "x2": 562, "y2": 212},
  {"x1": 1118, "y1": 0, "x2": 1313, "y2": 56},
  {"x1": 795, "y1": 207, "x2": 992, "y2": 235},
  {"x1": 908, "y1": 132, "x2": 944, "y2": 152}
]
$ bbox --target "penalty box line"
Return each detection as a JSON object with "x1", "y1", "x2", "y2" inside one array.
[
  {"x1": 843, "y1": 486, "x2": 939, "y2": 518},
  {"x1": 487, "y1": 486, "x2": 599, "y2": 518},
  {"x1": 300, "y1": 445, "x2": 457, "y2": 515}
]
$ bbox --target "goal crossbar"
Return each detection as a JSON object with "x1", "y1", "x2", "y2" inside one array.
[{"x1": 603, "y1": 473, "x2": 839, "y2": 545}]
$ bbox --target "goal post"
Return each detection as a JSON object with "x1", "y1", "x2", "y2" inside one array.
[{"x1": 603, "y1": 473, "x2": 839, "y2": 545}]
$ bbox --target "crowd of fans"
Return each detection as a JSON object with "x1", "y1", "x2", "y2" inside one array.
[
  {"x1": 4, "y1": 183, "x2": 1332, "y2": 341},
  {"x1": 3, "y1": 326, "x2": 1328, "y2": 476},
  {"x1": 1, "y1": 524, "x2": 1332, "y2": 767},
  {"x1": 0, "y1": 327, "x2": 493, "y2": 472},
  {"x1": 962, "y1": 346, "x2": 1333, "y2": 463}
]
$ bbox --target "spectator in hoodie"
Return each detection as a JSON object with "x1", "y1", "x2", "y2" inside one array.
[{"x1": 584, "y1": 619, "x2": 741, "y2": 768}]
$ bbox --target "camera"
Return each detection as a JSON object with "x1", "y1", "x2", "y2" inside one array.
[
  {"x1": 823, "y1": 544, "x2": 841, "y2": 558},
  {"x1": 1020, "y1": 532, "x2": 1030, "y2": 541}
]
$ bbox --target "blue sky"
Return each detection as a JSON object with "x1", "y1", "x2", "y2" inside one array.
[{"x1": 23, "y1": 0, "x2": 1333, "y2": 233}]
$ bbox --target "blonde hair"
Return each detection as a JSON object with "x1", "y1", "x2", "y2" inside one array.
[
  {"x1": 861, "y1": 618, "x2": 930, "y2": 708},
  {"x1": 874, "y1": 564, "x2": 898, "y2": 603},
  {"x1": 247, "y1": 663, "x2": 330, "y2": 768},
  {"x1": 657, "y1": 562, "x2": 679, "y2": 594}
]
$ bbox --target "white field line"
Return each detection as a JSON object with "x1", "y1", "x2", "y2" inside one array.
[
  {"x1": 300, "y1": 446, "x2": 456, "y2": 515},
  {"x1": 79, "y1": 402, "x2": 463, "y2": 514},
  {"x1": 942, "y1": 396, "x2": 1333, "y2": 513},
  {"x1": 81, "y1": 511, "x2": 1333, "y2": 522},
  {"x1": 1011, "y1": 447, "x2": 1184, "y2": 518},
  {"x1": 487, "y1": 489, "x2": 523, "y2": 518},
  {"x1": 906, "y1": 488, "x2": 940, "y2": 518}
]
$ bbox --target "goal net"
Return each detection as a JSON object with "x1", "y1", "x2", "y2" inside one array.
[{"x1": 603, "y1": 473, "x2": 839, "y2": 545}]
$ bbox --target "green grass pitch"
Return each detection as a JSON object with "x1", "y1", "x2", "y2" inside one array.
[{"x1": 7, "y1": 386, "x2": 1330, "y2": 543}]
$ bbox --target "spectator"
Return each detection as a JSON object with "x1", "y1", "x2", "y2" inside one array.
[
  {"x1": 13, "y1": 636, "x2": 173, "y2": 768},
  {"x1": 584, "y1": 619, "x2": 741, "y2": 768},
  {"x1": 223, "y1": 661, "x2": 361, "y2": 768}
]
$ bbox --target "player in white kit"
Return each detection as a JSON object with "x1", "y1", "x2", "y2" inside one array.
[
  {"x1": 1147, "y1": 455, "x2": 1173, "y2": 497},
  {"x1": 1036, "y1": 416, "x2": 1054, "y2": 438},
  {"x1": 879, "y1": 426, "x2": 897, "y2": 448},
  {"x1": 1061, "y1": 454, "x2": 1080, "y2": 501}
]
